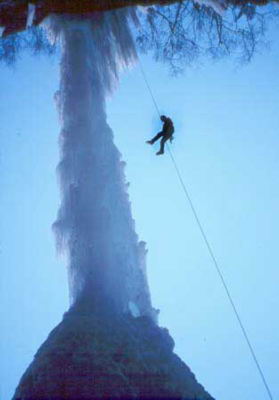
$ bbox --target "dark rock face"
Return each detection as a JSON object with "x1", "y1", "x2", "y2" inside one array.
[
  {"x1": 1, "y1": 0, "x2": 277, "y2": 38},
  {"x1": 13, "y1": 309, "x2": 214, "y2": 400}
]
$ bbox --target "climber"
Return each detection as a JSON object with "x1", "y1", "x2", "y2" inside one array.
[{"x1": 146, "y1": 115, "x2": 174, "y2": 155}]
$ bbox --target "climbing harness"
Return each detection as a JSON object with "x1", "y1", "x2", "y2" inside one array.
[{"x1": 138, "y1": 57, "x2": 274, "y2": 400}]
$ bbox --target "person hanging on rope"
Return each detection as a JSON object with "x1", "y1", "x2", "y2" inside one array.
[{"x1": 146, "y1": 115, "x2": 174, "y2": 155}]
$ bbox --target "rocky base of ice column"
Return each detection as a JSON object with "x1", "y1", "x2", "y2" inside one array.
[{"x1": 13, "y1": 309, "x2": 214, "y2": 400}]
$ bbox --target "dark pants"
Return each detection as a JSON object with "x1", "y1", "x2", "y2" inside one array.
[{"x1": 150, "y1": 132, "x2": 172, "y2": 153}]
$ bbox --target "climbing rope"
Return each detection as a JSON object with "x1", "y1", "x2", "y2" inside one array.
[{"x1": 138, "y1": 57, "x2": 274, "y2": 400}]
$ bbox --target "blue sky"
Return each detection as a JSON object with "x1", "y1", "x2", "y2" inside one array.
[{"x1": 0, "y1": 20, "x2": 279, "y2": 400}]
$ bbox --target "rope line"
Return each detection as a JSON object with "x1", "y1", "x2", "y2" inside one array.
[
  {"x1": 138, "y1": 58, "x2": 273, "y2": 400},
  {"x1": 138, "y1": 58, "x2": 161, "y2": 118}
]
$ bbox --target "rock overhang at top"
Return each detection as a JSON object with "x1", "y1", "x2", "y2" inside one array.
[
  {"x1": 0, "y1": 0, "x2": 190, "y2": 37},
  {"x1": 0, "y1": 0, "x2": 278, "y2": 37}
]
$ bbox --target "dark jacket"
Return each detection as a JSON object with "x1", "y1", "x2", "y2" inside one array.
[{"x1": 162, "y1": 118, "x2": 174, "y2": 136}]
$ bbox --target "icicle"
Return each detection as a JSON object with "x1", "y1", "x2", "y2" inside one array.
[
  {"x1": 49, "y1": 10, "x2": 156, "y2": 322},
  {"x1": 195, "y1": 0, "x2": 228, "y2": 14},
  {"x1": 26, "y1": 3, "x2": 36, "y2": 28}
]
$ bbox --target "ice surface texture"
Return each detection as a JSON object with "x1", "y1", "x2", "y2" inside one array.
[{"x1": 50, "y1": 11, "x2": 156, "y2": 321}]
